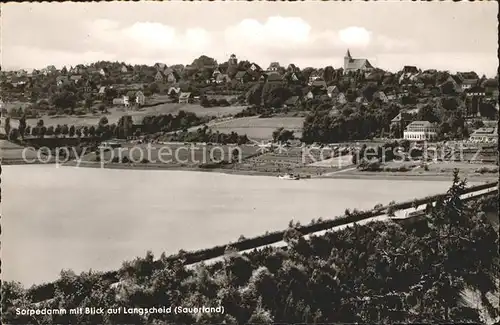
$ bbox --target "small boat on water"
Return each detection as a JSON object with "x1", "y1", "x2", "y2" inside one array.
[{"x1": 278, "y1": 173, "x2": 300, "y2": 180}]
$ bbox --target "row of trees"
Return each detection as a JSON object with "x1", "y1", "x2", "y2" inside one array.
[
  {"x1": 3, "y1": 111, "x2": 213, "y2": 143},
  {"x1": 4, "y1": 116, "x2": 117, "y2": 142},
  {"x1": 2, "y1": 173, "x2": 499, "y2": 324}
]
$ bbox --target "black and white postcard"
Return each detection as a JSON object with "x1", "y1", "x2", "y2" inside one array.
[{"x1": 1, "y1": 2, "x2": 499, "y2": 324}]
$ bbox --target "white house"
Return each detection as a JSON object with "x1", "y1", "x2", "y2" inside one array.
[
  {"x1": 178, "y1": 92, "x2": 192, "y2": 104},
  {"x1": 337, "y1": 93, "x2": 347, "y2": 104},
  {"x1": 461, "y1": 79, "x2": 478, "y2": 91},
  {"x1": 399, "y1": 72, "x2": 419, "y2": 84},
  {"x1": 135, "y1": 91, "x2": 146, "y2": 106},
  {"x1": 465, "y1": 87, "x2": 486, "y2": 98},
  {"x1": 403, "y1": 121, "x2": 438, "y2": 141},
  {"x1": 327, "y1": 86, "x2": 338, "y2": 98},
  {"x1": 215, "y1": 74, "x2": 230, "y2": 84},
  {"x1": 112, "y1": 96, "x2": 130, "y2": 107}
]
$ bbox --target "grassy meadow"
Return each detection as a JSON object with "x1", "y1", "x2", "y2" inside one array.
[
  {"x1": 11, "y1": 102, "x2": 247, "y2": 129},
  {"x1": 208, "y1": 116, "x2": 305, "y2": 140}
]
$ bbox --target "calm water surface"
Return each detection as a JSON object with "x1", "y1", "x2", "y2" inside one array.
[{"x1": 3, "y1": 165, "x2": 455, "y2": 286}]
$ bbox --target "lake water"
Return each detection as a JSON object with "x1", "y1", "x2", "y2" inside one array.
[{"x1": 2, "y1": 165, "x2": 455, "y2": 286}]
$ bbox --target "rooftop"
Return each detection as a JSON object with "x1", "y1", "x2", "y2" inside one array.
[
  {"x1": 234, "y1": 71, "x2": 247, "y2": 79},
  {"x1": 482, "y1": 78, "x2": 499, "y2": 87},
  {"x1": 311, "y1": 79, "x2": 327, "y2": 87},
  {"x1": 403, "y1": 66, "x2": 418, "y2": 73},
  {"x1": 266, "y1": 72, "x2": 283, "y2": 82},
  {"x1": 406, "y1": 121, "x2": 436, "y2": 128},
  {"x1": 462, "y1": 79, "x2": 478, "y2": 85},
  {"x1": 391, "y1": 112, "x2": 413, "y2": 122},
  {"x1": 346, "y1": 59, "x2": 373, "y2": 70},
  {"x1": 471, "y1": 127, "x2": 498, "y2": 136}
]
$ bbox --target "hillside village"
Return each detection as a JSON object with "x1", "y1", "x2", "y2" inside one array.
[
  {"x1": 1, "y1": 50, "x2": 498, "y2": 143},
  {"x1": 4, "y1": 3, "x2": 500, "y2": 324},
  {"x1": 0, "y1": 50, "x2": 498, "y2": 179}
]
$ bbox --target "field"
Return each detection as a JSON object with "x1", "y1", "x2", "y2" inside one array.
[
  {"x1": 333, "y1": 159, "x2": 499, "y2": 181},
  {"x1": 5, "y1": 99, "x2": 290, "y2": 139},
  {"x1": 146, "y1": 102, "x2": 246, "y2": 117},
  {"x1": 205, "y1": 95, "x2": 239, "y2": 102},
  {"x1": 209, "y1": 116, "x2": 305, "y2": 140},
  {"x1": 13, "y1": 103, "x2": 247, "y2": 129},
  {"x1": 308, "y1": 154, "x2": 354, "y2": 168},
  {"x1": 424, "y1": 160, "x2": 499, "y2": 174},
  {"x1": 1, "y1": 101, "x2": 32, "y2": 112},
  {"x1": 0, "y1": 140, "x2": 38, "y2": 162},
  {"x1": 232, "y1": 146, "x2": 339, "y2": 176}
]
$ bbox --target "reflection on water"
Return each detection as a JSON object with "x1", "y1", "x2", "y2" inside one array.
[{"x1": 3, "y1": 165, "x2": 453, "y2": 286}]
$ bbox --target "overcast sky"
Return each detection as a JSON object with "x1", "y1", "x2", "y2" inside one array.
[{"x1": 1, "y1": 2, "x2": 498, "y2": 76}]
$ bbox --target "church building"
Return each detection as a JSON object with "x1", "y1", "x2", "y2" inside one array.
[{"x1": 344, "y1": 49, "x2": 374, "y2": 73}]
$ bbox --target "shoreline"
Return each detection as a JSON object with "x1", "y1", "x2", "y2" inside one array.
[
  {"x1": 318, "y1": 172, "x2": 497, "y2": 182},
  {"x1": 4, "y1": 160, "x2": 498, "y2": 182}
]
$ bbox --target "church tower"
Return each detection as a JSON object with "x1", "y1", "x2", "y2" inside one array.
[
  {"x1": 229, "y1": 54, "x2": 238, "y2": 66},
  {"x1": 344, "y1": 49, "x2": 352, "y2": 70}
]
